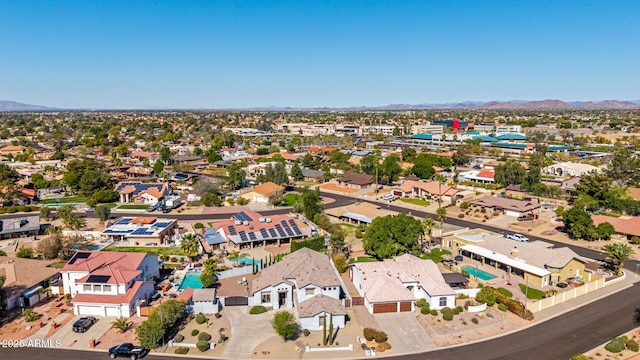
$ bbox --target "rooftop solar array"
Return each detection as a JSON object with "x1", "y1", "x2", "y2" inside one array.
[
  {"x1": 248, "y1": 232, "x2": 257, "y2": 240},
  {"x1": 268, "y1": 228, "x2": 277, "y2": 238},
  {"x1": 153, "y1": 222, "x2": 172, "y2": 228},
  {"x1": 239, "y1": 231, "x2": 248, "y2": 242},
  {"x1": 235, "y1": 212, "x2": 253, "y2": 222},
  {"x1": 68, "y1": 251, "x2": 92, "y2": 264},
  {"x1": 115, "y1": 218, "x2": 131, "y2": 225},
  {"x1": 131, "y1": 228, "x2": 156, "y2": 236},
  {"x1": 116, "y1": 182, "x2": 164, "y2": 196},
  {"x1": 103, "y1": 229, "x2": 134, "y2": 234},
  {"x1": 86, "y1": 275, "x2": 111, "y2": 283},
  {"x1": 228, "y1": 225, "x2": 237, "y2": 235},
  {"x1": 260, "y1": 228, "x2": 269, "y2": 238}
]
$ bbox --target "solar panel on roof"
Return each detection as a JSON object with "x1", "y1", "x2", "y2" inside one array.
[
  {"x1": 260, "y1": 228, "x2": 269, "y2": 238},
  {"x1": 87, "y1": 275, "x2": 111, "y2": 283},
  {"x1": 68, "y1": 251, "x2": 91, "y2": 264},
  {"x1": 236, "y1": 211, "x2": 253, "y2": 222},
  {"x1": 274, "y1": 224, "x2": 286, "y2": 238},
  {"x1": 288, "y1": 219, "x2": 296, "y2": 227},
  {"x1": 228, "y1": 225, "x2": 237, "y2": 235},
  {"x1": 284, "y1": 227, "x2": 294, "y2": 236},
  {"x1": 115, "y1": 218, "x2": 131, "y2": 225},
  {"x1": 239, "y1": 231, "x2": 248, "y2": 242},
  {"x1": 248, "y1": 232, "x2": 257, "y2": 240},
  {"x1": 268, "y1": 228, "x2": 277, "y2": 238},
  {"x1": 292, "y1": 225, "x2": 302, "y2": 235}
]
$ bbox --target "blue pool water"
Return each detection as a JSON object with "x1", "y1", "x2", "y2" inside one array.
[
  {"x1": 72, "y1": 245, "x2": 101, "y2": 250},
  {"x1": 179, "y1": 272, "x2": 203, "y2": 290},
  {"x1": 462, "y1": 266, "x2": 496, "y2": 281},
  {"x1": 230, "y1": 257, "x2": 261, "y2": 265}
]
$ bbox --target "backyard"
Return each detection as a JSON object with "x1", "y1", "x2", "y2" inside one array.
[
  {"x1": 418, "y1": 248, "x2": 451, "y2": 263},
  {"x1": 282, "y1": 193, "x2": 301, "y2": 206},
  {"x1": 103, "y1": 246, "x2": 186, "y2": 257}
]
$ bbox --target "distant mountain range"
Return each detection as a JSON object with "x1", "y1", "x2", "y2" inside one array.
[{"x1": 2, "y1": 99, "x2": 640, "y2": 111}]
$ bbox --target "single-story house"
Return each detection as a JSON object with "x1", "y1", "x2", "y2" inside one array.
[
  {"x1": 102, "y1": 217, "x2": 178, "y2": 245},
  {"x1": 0, "y1": 215, "x2": 40, "y2": 240},
  {"x1": 251, "y1": 248, "x2": 346, "y2": 331},
  {"x1": 336, "y1": 171, "x2": 375, "y2": 189},
  {"x1": 301, "y1": 168, "x2": 325, "y2": 182},
  {"x1": 392, "y1": 180, "x2": 459, "y2": 203},
  {"x1": 191, "y1": 288, "x2": 221, "y2": 314},
  {"x1": 349, "y1": 254, "x2": 456, "y2": 314},
  {"x1": 471, "y1": 196, "x2": 541, "y2": 217},
  {"x1": 0, "y1": 257, "x2": 60, "y2": 310},
  {"x1": 115, "y1": 181, "x2": 171, "y2": 205},
  {"x1": 238, "y1": 181, "x2": 284, "y2": 203},
  {"x1": 543, "y1": 162, "x2": 601, "y2": 178},
  {"x1": 325, "y1": 202, "x2": 396, "y2": 225},
  {"x1": 592, "y1": 215, "x2": 640, "y2": 239},
  {"x1": 458, "y1": 169, "x2": 495, "y2": 184}
]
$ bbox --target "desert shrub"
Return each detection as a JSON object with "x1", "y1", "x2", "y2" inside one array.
[
  {"x1": 458, "y1": 213, "x2": 465, "y2": 218},
  {"x1": 174, "y1": 347, "x2": 189, "y2": 355},
  {"x1": 570, "y1": 355, "x2": 589, "y2": 360},
  {"x1": 361, "y1": 343, "x2": 367, "y2": 350},
  {"x1": 194, "y1": 223, "x2": 204, "y2": 229},
  {"x1": 416, "y1": 298, "x2": 428, "y2": 308},
  {"x1": 22, "y1": 309, "x2": 39, "y2": 322},
  {"x1": 627, "y1": 339, "x2": 640, "y2": 352},
  {"x1": 355, "y1": 229, "x2": 363, "y2": 238},
  {"x1": 440, "y1": 307, "x2": 452, "y2": 315},
  {"x1": 303, "y1": 329, "x2": 310, "y2": 337},
  {"x1": 376, "y1": 342, "x2": 386, "y2": 352},
  {"x1": 198, "y1": 332, "x2": 211, "y2": 341},
  {"x1": 430, "y1": 309, "x2": 438, "y2": 316},
  {"x1": 471, "y1": 317, "x2": 479, "y2": 324},
  {"x1": 476, "y1": 287, "x2": 497, "y2": 306},
  {"x1": 196, "y1": 340, "x2": 210, "y2": 352},
  {"x1": 191, "y1": 329, "x2": 200, "y2": 336},
  {"x1": 460, "y1": 202, "x2": 469, "y2": 209},
  {"x1": 363, "y1": 328, "x2": 377, "y2": 341},
  {"x1": 443, "y1": 312, "x2": 453, "y2": 321},
  {"x1": 498, "y1": 304, "x2": 508, "y2": 311},
  {"x1": 497, "y1": 288, "x2": 513, "y2": 298},
  {"x1": 373, "y1": 330, "x2": 388, "y2": 343},
  {"x1": 382, "y1": 342, "x2": 391, "y2": 350},
  {"x1": 455, "y1": 306, "x2": 464, "y2": 314},
  {"x1": 605, "y1": 336, "x2": 628, "y2": 353},
  {"x1": 174, "y1": 334, "x2": 184, "y2": 342},
  {"x1": 196, "y1": 313, "x2": 207, "y2": 324},
  {"x1": 170, "y1": 257, "x2": 178, "y2": 262},
  {"x1": 631, "y1": 236, "x2": 640, "y2": 245},
  {"x1": 250, "y1": 306, "x2": 268, "y2": 315},
  {"x1": 421, "y1": 306, "x2": 431, "y2": 315}
]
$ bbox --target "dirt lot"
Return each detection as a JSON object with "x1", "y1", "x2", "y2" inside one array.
[
  {"x1": 0, "y1": 295, "x2": 71, "y2": 341},
  {"x1": 95, "y1": 315, "x2": 145, "y2": 350},
  {"x1": 418, "y1": 306, "x2": 530, "y2": 347},
  {"x1": 584, "y1": 328, "x2": 640, "y2": 359}
]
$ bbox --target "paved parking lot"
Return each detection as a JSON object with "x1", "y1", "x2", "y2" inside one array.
[
  {"x1": 49, "y1": 316, "x2": 115, "y2": 349},
  {"x1": 374, "y1": 312, "x2": 436, "y2": 353}
]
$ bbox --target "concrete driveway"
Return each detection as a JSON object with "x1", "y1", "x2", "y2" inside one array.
[
  {"x1": 374, "y1": 312, "x2": 436, "y2": 353},
  {"x1": 49, "y1": 316, "x2": 115, "y2": 349},
  {"x1": 222, "y1": 307, "x2": 275, "y2": 360}
]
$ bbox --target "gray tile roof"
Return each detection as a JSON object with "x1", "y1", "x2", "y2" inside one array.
[{"x1": 297, "y1": 294, "x2": 346, "y2": 317}]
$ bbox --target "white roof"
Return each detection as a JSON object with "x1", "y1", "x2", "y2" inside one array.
[{"x1": 460, "y1": 244, "x2": 551, "y2": 277}]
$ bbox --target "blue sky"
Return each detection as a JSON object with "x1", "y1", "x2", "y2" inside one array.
[{"x1": 1, "y1": 1, "x2": 639, "y2": 108}]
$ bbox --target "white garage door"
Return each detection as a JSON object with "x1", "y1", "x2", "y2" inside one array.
[
  {"x1": 505, "y1": 210, "x2": 520, "y2": 217},
  {"x1": 77, "y1": 305, "x2": 104, "y2": 316},
  {"x1": 105, "y1": 307, "x2": 120, "y2": 317}
]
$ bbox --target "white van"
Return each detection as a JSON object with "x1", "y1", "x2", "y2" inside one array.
[{"x1": 382, "y1": 194, "x2": 395, "y2": 201}]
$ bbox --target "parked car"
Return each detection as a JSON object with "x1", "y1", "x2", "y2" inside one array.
[
  {"x1": 146, "y1": 205, "x2": 157, "y2": 212},
  {"x1": 556, "y1": 282, "x2": 568, "y2": 288},
  {"x1": 517, "y1": 215, "x2": 534, "y2": 221},
  {"x1": 506, "y1": 233, "x2": 529, "y2": 242},
  {"x1": 382, "y1": 194, "x2": 395, "y2": 201},
  {"x1": 108, "y1": 343, "x2": 148, "y2": 359},
  {"x1": 85, "y1": 207, "x2": 95, "y2": 213},
  {"x1": 72, "y1": 316, "x2": 97, "y2": 333}
]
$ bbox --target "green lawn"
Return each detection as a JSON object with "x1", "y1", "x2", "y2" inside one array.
[
  {"x1": 103, "y1": 246, "x2": 186, "y2": 256},
  {"x1": 283, "y1": 193, "x2": 302, "y2": 206},
  {"x1": 519, "y1": 284, "x2": 547, "y2": 300},
  {"x1": 348, "y1": 256, "x2": 378, "y2": 264},
  {"x1": 117, "y1": 204, "x2": 150, "y2": 210},
  {"x1": 399, "y1": 198, "x2": 431, "y2": 206},
  {"x1": 40, "y1": 196, "x2": 89, "y2": 204},
  {"x1": 418, "y1": 248, "x2": 451, "y2": 263}
]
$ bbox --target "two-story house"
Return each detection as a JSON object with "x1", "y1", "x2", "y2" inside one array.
[
  {"x1": 250, "y1": 248, "x2": 347, "y2": 331},
  {"x1": 61, "y1": 251, "x2": 160, "y2": 318}
]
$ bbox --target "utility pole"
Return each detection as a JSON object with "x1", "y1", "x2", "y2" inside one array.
[{"x1": 523, "y1": 277, "x2": 529, "y2": 318}]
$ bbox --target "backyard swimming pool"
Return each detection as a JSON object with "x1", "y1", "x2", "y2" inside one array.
[
  {"x1": 461, "y1": 265, "x2": 497, "y2": 281},
  {"x1": 179, "y1": 272, "x2": 203, "y2": 290},
  {"x1": 72, "y1": 244, "x2": 101, "y2": 250},
  {"x1": 230, "y1": 257, "x2": 261, "y2": 266}
]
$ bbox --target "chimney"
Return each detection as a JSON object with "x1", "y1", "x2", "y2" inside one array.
[{"x1": 511, "y1": 247, "x2": 519, "y2": 258}]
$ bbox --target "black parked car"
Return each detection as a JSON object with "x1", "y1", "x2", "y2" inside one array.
[
  {"x1": 72, "y1": 316, "x2": 97, "y2": 333},
  {"x1": 109, "y1": 343, "x2": 148, "y2": 359},
  {"x1": 556, "y1": 282, "x2": 568, "y2": 288}
]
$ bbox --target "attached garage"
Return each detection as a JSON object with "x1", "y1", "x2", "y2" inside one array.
[
  {"x1": 399, "y1": 302, "x2": 412, "y2": 312},
  {"x1": 105, "y1": 307, "x2": 120, "y2": 317},
  {"x1": 372, "y1": 303, "x2": 397, "y2": 314},
  {"x1": 76, "y1": 305, "x2": 104, "y2": 316}
]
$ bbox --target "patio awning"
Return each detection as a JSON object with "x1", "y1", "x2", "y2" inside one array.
[{"x1": 460, "y1": 244, "x2": 551, "y2": 277}]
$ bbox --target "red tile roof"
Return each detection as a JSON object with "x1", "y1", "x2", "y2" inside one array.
[
  {"x1": 592, "y1": 215, "x2": 640, "y2": 237},
  {"x1": 71, "y1": 281, "x2": 149, "y2": 305},
  {"x1": 476, "y1": 169, "x2": 495, "y2": 179},
  {"x1": 62, "y1": 251, "x2": 147, "y2": 273},
  {"x1": 176, "y1": 287, "x2": 194, "y2": 302}
]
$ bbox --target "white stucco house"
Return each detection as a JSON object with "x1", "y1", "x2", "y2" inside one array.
[
  {"x1": 348, "y1": 254, "x2": 456, "y2": 314},
  {"x1": 251, "y1": 248, "x2": 347, "y2": 331},
  {"x1": 191, "y1": 288, "x2": 221, "y2": 314},
  {"x1": 61, "y1": 251, "x2": 160, "y2": 318}
]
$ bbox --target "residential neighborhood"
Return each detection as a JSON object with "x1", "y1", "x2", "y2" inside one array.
[{"x1": 1, "y1": 109, "x2": 640, "y2": 359}]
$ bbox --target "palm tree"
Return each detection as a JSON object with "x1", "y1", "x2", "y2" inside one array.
[
  {"x1": 422, "y1": 216, "x2": 437, "y2": 251},
  {"x1": 436, "y1": 206, "x2": 448, "y2": 228},
  {"x1": 180, "y1": 233, "x2": 200, "y2": 260},
  {"x1": 228, "y1": 249, "x2": 250, "y2": 267},
  {"x1": 111, "y1": 317, "x2": 132, "y2": 333},
  {"x1": 603, "y1": 243, "x2": 635, "y2": 276}
]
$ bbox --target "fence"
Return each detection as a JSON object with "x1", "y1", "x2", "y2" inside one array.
[
  {"x1": 527, "y1": 275, "x2": 608, "y2": 313},
  {"x1": 216, "y1": 266, "x2": 254, "y2": 280}
]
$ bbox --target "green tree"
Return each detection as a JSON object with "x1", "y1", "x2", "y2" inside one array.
[
  {"x1": 360, "y1": 155, "x2": 379, "y2": 175},
  {"x1": 562, "y1": 207, "x2": 594, "y2": 239},
  {"x1": 451, "y1": 153, "x2": 470, "y2": 166},
  {"x1": 57, "y1": 205, "x2": 86, "y2": 230},
  {"x1": 111, "y1": 317, "x2": 132, "y2": 333},
  {"x1": 379, "y1": 154, "x2": 402, "y2": 184},
  {"x1": 602, "y1": 243, "x2": 634, "y2": 275},
  {"x1": 16, "y1": 247, "x2": 35, "y2": 259},
  {"x1": 95, "y1": 204, "x2": 111, "y2": 223},
  {"x1": 574, "y1": 171, "x2": 612, "y2": 206},
  {"x1": 363, "y1": 213, "x2": 423, "y2": 259},
  {"x1": 201, "y1": 193, "x2": 223, "y2": 207},
  {"x1": 136, "y1": 299, "x2": 186, "y2": 349},
  {"x1": 228, "y1": 249, "x2": 250, "y2": 267},
  {"x1": 494, "y1": 160, "x2": 526, "y2": 186},
  {"x1": 180, "y1": 233, "x2": 200, "y2": 260},
  {"x1": 329, "y1": 230, "x2": 346, "y2": 256},
  {"x1": 264, "y1": 162, "x2": 289, "y2": 186},
  {"x1": 39, "y1": 206, "x2": 51, "y2": 220},
  {"x1": 595, "y1": 222, "x2": 616, "y2": 240},
  {"x1": 436, "y1": 207, "x2": 448, "y2": 228},
  {"x1": 290, "y1": 160, "x2": 304, "y2": 181},
  {"x1": 153, "y1": 160, "x2": 165, "y2": 176},
  {"x1": 199, "y1": 258, "x2": 220, "y2": 288},
  {"x1": 226, "y1": 163, "x2": 246, "y2": 190},
  {"x1": 301, "y1": 188, "x2": 323, "y2": 221},
  {"x1": 271, "y1": 310, "x2": 299, "y2": 341},
  {"x1": 401, "y1": 147, "x2": 417, "y2": 162}
]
